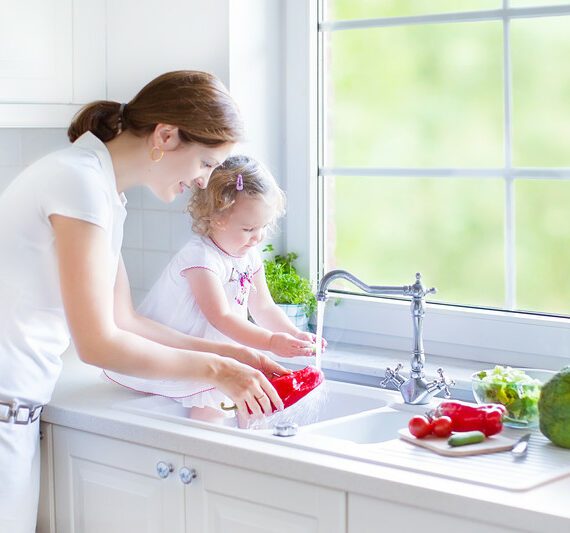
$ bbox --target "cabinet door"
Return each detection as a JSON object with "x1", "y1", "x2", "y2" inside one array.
[
  {"x1": 184, "y1": 457, "x2": 345, "y2": 533},
  {"x1": 348, "y1": 493, "x2": 518, "y2": 533},
  {"x1": 0, "y1": 0, "x2": 72, "y2": 102},
  {"x1": 53, "y1": 426, "x2": 185, "y2": 533}
]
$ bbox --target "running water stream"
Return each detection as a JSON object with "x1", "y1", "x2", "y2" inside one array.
[{"x1": 314, "y1": 299, "x2": 326, "y2": 370}]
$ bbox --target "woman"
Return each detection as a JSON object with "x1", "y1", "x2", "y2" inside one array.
[{"x1": 0, "y1": 70, "x2": 302, "y2": 533}]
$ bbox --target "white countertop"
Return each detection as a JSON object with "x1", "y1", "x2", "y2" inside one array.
[{"x1": 43, "y1": 348, "x2": 570, "y2": 532}]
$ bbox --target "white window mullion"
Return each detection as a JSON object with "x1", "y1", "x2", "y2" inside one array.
[{"x1": 503, "y1": 6, "x2": 516, "y2": 310}]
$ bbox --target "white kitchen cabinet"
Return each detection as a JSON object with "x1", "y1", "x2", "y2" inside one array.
[
  {"x1": 0, "y1": 0, "x2": 230, "y2": 128},
  {"x1": 0, "y1": 0, "x2": 105, "y2": 127},
  {"x1": 184, "y1": 457, "x2": 345, "y2": 533},
  {"x1": 53, "y1": 426, "x2": 185, "y2": 533},
  {"x1": 348, "y1": 493, "x2": 519, "y2": 533},
  {"x1": 51, "y1": 426, "x2": 346, "y2": 533}
]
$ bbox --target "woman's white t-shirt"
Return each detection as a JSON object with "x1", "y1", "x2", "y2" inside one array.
[
  {"x1": 0, "y1": 132, "x2": 127, "y2": 405},
  {"x1": 104, "y1": 232, "x2": 262, "y2": 407}
]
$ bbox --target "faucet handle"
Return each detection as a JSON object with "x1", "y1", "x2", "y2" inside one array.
[
  {"x1": 435, "y1": 368, "x2": 455, "y2": 398},
  {"x1": 380, "y1": 363, "x2": 405, "y2": 388}
]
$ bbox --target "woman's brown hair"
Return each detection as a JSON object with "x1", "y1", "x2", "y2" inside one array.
[
  {"x1": 188, "y1": 154, "x2": 286, "y2": 236},
  {"x1": 68, "y1": 71, "x2": 243, "y2": 145}
]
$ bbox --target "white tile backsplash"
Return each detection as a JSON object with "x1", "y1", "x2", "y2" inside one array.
[
  {"x1": 0, "y1": 129, "x2": 22, "y2": 166},
  {"x1": 20, "y1": 129, "x2": 69, "y2": 165},
  {"x1": 0, "y1": 166, "x2": 23, "y2": 192},
  {"x1": 122, "y1": 249, "x2": 144, "y2": 289},
  {"x1": 122, "y1": 209, "x2": 144, "y2": 249},
  {"x1": 142, "y1": 250, "x2": 171, "y2": 290},
  {"x1": 124, "y1": 186, "x2": 143, "y2": 209},
  {"x1": 142, "y1": 210, "x2": 171, "y2": 251},
  {"x1": 170, "y1": 211, "x2": 193, "y2": 251}
]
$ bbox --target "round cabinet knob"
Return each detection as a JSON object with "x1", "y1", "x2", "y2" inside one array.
[
  {"x1": 156, "y1": 461, "x2": 174, "y2": 479},
  {"x1": 179, "y1": 467, "x2": 198, "y2": 485}
]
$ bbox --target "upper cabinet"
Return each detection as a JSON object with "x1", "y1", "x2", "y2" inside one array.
[
  {"x1": 0, "y1": 0, "x2": 231, "y2": 128},
  {"x1": 0, "y1": 0, "x2": 106, "y2": 127}
]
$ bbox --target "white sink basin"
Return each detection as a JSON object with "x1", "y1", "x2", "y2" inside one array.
[
  {"x1": 302, "y1": 407, "x2": 413, "y2": 444},
  {"x1": 113, "y1": 380, "x2": 402, "y2": 430}
]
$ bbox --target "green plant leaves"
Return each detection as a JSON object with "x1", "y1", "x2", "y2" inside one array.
[{"x1": 263, "y1": 246, "x2": 317, "y2": 318}]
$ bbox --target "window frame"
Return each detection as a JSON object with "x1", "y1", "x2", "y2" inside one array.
[{"x1": 283, "y1": 0, "x2": 570, "y2": 370}]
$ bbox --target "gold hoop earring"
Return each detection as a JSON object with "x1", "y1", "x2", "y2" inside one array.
[{"x1": 150, "y1": 146, "x2": 164, "y2": 162}]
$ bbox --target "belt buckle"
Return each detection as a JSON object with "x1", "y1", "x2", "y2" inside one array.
[
  {"x1": 0, "y1": 400, "x2": 43, "y2": 424},
  {"x1": 0, "y1": 400, "x2": 15, "y2": 422},
  {"x1": 14, "y1": 405, "x2": 32, "y2": 424}
]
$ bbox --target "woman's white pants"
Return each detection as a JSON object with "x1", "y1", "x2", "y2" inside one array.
[{"x1": 0, "y1": 421, "x2": 40, "y2": 533}]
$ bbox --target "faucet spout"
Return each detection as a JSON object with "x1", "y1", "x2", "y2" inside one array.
[
  {"x1": 317, "y1": 269, "x2": 413, "y2": 302},
  {"x1": 317, "y1": 270, "x2": 452, "y2": 405}
]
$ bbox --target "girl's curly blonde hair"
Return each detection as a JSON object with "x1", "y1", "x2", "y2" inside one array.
[{"x1": 187, "y1": 154, "x2": 286, "y2": 236}]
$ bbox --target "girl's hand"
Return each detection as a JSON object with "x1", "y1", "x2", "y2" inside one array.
[
  {"x1": 213, "y1": 358, "x2": 284, "y2": 417},
  {"x1": 294, "y1": 331, "x2": 328, "y2": 353},
  {"x1": 269, "y1": 332, "x2": 314, "y2": 358}
]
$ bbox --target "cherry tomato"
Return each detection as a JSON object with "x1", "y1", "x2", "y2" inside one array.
[
  {"x1": 408, "y1": 415, "x2": 433, "y2": 438},
  {"x1": 431, "y1": 416, "x2": 453, "y2": 438}
]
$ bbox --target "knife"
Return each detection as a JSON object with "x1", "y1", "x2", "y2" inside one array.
[{"x1": 511, "y1": 433, "x2": 531, "y2": 458}]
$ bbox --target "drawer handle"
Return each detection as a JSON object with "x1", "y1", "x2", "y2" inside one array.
[
  {"x1": 179, "y1": 467, "x2": 198, "y2": 485},
  {"x1": 156, "y1": 461, "x2": 174, "y2": 479}
]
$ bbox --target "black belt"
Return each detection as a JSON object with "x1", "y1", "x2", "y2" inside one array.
[{"x1": 0, "y1": 400, "x2": 43, "y2": 424}]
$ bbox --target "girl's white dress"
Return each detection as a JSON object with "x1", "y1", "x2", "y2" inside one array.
[{"x1": 104, "y1": 232, "x2": 262, "y2": 409}]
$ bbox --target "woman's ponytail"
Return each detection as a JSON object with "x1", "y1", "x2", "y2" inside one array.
[{"x1": 67, "y1": 101, "x2": 125, "y2": 143}]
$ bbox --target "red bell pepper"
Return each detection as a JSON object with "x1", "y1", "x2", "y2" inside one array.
[
  {"x1": 269, "y1": 366, "x2": 324, "y2": 411},
  {"x1": 435, "y1": 400, "x2": 506, "y2": 436},
  {"x1": 221, "y1": 366, "x2": 324, "y2": 414}
]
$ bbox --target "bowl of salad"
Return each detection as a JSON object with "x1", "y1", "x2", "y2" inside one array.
[{"x1": 471, "y1": 366, "x2": 556, "y2": 428}]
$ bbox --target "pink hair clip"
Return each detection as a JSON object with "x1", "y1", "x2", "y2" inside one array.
[{"x1": 236, "y1": 174, "x2": 244, "y2": 191}]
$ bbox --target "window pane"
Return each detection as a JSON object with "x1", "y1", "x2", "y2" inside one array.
[
  {"x1": 516, "y1": 180, "x2": 570, "y2": 315},
  {"x1": 324, "y1": 23, "x2": 503, "y2": 168},
  {"x1": 325, "y1": 1, "x2": 499, "y2": 20},
  {"x1": 511, "y1": 16, "x2": 570, "y2": 167},
  {"x1": 325, "y1": 176, "x2": 505, "y2": 307}
]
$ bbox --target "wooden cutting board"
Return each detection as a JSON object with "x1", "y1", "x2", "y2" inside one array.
[{"x1": 398, "y1": 428, "x2": 517, "y2": 457}]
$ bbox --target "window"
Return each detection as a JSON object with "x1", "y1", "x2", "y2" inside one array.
[
  {"x1": 320, "y1": 1, "x2": 570, "y2": 316},
  {"x1": 283, "y1": 0, "x2": 570, "y2": 367}
]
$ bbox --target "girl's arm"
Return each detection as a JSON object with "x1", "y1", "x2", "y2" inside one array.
[
  {"x1": 249, "y1": 269, "x2": 327, "y2": 349},
  {"x1": 113, "y1": 257, "x2": 289, "y2": 379},
  {"x1": 51, "y1": 215, "x2": 284, "y2": 416},
  {"x1": 248, "y1": 269, "x2": 300, "y2": 335},
  {"x1": 184, "y1": 268, "x2": 313, "y2": 357}
]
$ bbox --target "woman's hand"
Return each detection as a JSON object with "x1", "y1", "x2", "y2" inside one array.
[
  {"x1": 213, "y1": 358, "x2": 285, "y2": 417},
  {"x1": 230, "y1": 345, "x2": 292, "y2": 380},
  {"x1": 269, "y1": 332, "x2": 314, "y2": 358},
  {"x1": 294, "y1": 331, "x2": 328, "y2": 352}
]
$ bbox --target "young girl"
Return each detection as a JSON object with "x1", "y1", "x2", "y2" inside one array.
[{"x1": 105, "y1": 155, "x2": 322, "y2": 414}]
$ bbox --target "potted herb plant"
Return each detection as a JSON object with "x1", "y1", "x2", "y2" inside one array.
[{"x1": 263, "y1": 245, "x2": 317, "y2": 331}]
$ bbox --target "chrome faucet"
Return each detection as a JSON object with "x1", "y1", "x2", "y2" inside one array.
[{"x1": 316, "y1": 270, "x2": 454, "y2": 405}]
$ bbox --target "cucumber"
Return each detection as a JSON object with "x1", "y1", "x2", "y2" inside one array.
[{"x1": 448, "y1": 430, "x2": 486, "y2": 447}]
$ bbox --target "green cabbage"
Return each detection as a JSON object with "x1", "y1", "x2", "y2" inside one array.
[{"x1": 539, "y1": 366, "x2": 570, "y2": 449}]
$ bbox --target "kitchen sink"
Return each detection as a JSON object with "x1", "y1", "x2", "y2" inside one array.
[
  {"x1": 113, "y1": 379, "x2": 402, "y2": 430},
  {"x1": 301, "y1": 407, "x2": 413, "y2": 444}
]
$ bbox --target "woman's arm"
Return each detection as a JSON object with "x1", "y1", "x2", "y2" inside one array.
[
  {"x1": 184, "y1": 268, "x2": 313, "y2": 357},
  {"x1": 50, "y1": 215, "x2": 284, "y2": 415},
  {"x1": 113, "y1": 257, "x2": 288, "y2": 378}
]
